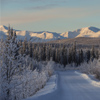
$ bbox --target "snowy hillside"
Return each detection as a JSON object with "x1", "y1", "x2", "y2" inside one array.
[
  {"x1": 61, "y1": 26, "x2": 100, "y2": 38},
  {"x1": 0, "y1": 25, "x2": 100, "y2": 42},
  {"x1": 0, "y1": 25, "x2": 64, "y2": 42}
]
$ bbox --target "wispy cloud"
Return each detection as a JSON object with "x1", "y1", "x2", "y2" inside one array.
[
  {"x1": 1, "y1": 7, "x2": 100, "y2": 25},
  {"x1": 27, "y1": 4, "x2": 57, "y2": 10},
  {"x1": 25, "y1": 0, "x2": 68, "y2": 10}
]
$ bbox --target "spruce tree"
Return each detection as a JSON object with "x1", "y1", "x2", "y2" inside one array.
[
  {"x1": 72, "y1": 41, "x2": 77, "y2": 64},
  {"x1": 86, "y1": 50, "x2": 91, "y2": 63},
  {"x1": 68, "y1": 48, "x2": 72, "y2": 64},
  {"x1": 91, "y1": 46, "x2": 95, "y2": 61},
  {"x1": 0, "y1": 27, "x2": 23, "y2": 100}
]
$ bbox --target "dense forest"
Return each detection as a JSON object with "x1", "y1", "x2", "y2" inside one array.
[{"x1": 18, "y1": 37, "x2": 99, "y2": 67}]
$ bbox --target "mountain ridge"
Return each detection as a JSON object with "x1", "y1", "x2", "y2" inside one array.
[
  {"x1": 61, "y1": 26, "x2": 100, "y2": 38},
  {"x1": 0, "y1": 25, "x2": 100, "y2": 42}
]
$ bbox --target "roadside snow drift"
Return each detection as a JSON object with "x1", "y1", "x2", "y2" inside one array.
[
  {"x1": 75, "y1": 71, "x2": 100, "y2": 87},
  {"x1": 24, "y1": 73, "x2": 57, "y2": 100}
]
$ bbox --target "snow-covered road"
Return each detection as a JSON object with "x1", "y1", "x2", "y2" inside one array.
[{"x1": 26, "y1": 71, "x2": 100, "y2": 100}]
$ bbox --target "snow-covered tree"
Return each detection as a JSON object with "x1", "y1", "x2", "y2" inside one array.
[
  {"x1": 0, "y1": 27, "x2": 23, "y2": 100},
  {"x1": 91, "y1": 45, "x2": 96, "y2": 61},
  {"x1": 86, "y1": 50, "x2": 91, "y2": 63}
]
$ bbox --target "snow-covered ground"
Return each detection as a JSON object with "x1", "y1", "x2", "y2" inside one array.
[
  {"x1": 25, "y1": 70, "x2": 100, "y2": 100},
  {"x1": 75, "y1": 71, "x2": 100, "y2": 87},
  {"x1": 24, "y1": 73, "x2": 57, "y2": 100}
]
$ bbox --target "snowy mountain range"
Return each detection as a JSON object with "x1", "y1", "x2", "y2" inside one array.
[
  {"x1": 0, "y1": 25, "x2": 100, "y2": 42},
  {"x1": 61, "y1": 26, "x2": 100, "y2": 38}
]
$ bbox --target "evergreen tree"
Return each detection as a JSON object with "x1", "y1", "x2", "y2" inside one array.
[
  {"x1": 86, "y1": 50, "x2": 91, "y2": 63},
  {"x1": 62, "y1": 45, "x2": 67, "y2": 66},
  {"x1": 18, "y1": 40, "x2": 23, "y2": 55},
  {"x1": 0, "y1": 28, "x2": 23, "y2": 100},
  {"x1": 95, "y1": 50, "x2": 99, "y2": 59},
  {"x1": 28, "y1": 41, "x2": 33, "y2": 57},
  {"x1": 52, "y1": 48, "x2": 56, "y2": 61},
  {"x1": 46, "y1": 46, "x2": 50, "y2": 61},
  {"x1": 42, "y1": 45, "x2": 46, "y2": 60},
  {"x1": 22, "y1": 37, "x2": 27, "y2": 55},
  {"x1": 72, "y1": 41, "x2": 77, "y2": 64},
  {"x1": 68, "y1": 48, "x2": 72, "y2": 64},
  {"x1": 55, "y1": 49, "x2": 58, "y2": 63},
  {"x1": 91, "y1": 46, "x2": 96, "y2": 61},
  {"x1": 78, "y1": 50, "x2": 81, "y2": 65},
  {"x1": 80, "y1": 49, "x2": 84, "y2": 63}
]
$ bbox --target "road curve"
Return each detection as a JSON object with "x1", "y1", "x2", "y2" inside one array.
[{"x1": 26, "y1": 71, "x2": 100, "y2": 100}]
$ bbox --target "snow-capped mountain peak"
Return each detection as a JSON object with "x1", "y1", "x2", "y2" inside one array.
[
  {"x1": 61, "y1": 26, "x2": 100, "y2": 38},
  {"x1": 0, "y1": 25, "x2": 65, "y2": 42},
  {"x1": 0, "y1": 25, "x2": 100, "y2": 42},
  {"x1": 0, "y1": 25, "x2": 8, "y2": 32}
]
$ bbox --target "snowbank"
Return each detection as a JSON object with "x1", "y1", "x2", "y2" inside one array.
[
  {"x1": 24, "y1": 72, "x2": 57, "y2": 100},
  {"x1": 75, "y1": 71, "x2": 100, "y2": 87}
]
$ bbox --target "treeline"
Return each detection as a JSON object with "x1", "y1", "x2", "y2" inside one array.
[{"x1": 18, "y1": 39, "x2": 99, "y2": 67}]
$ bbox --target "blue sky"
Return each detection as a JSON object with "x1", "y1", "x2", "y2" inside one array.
[{"x1": 1, "y1": 0, "x2": 100, "y2": 33}]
